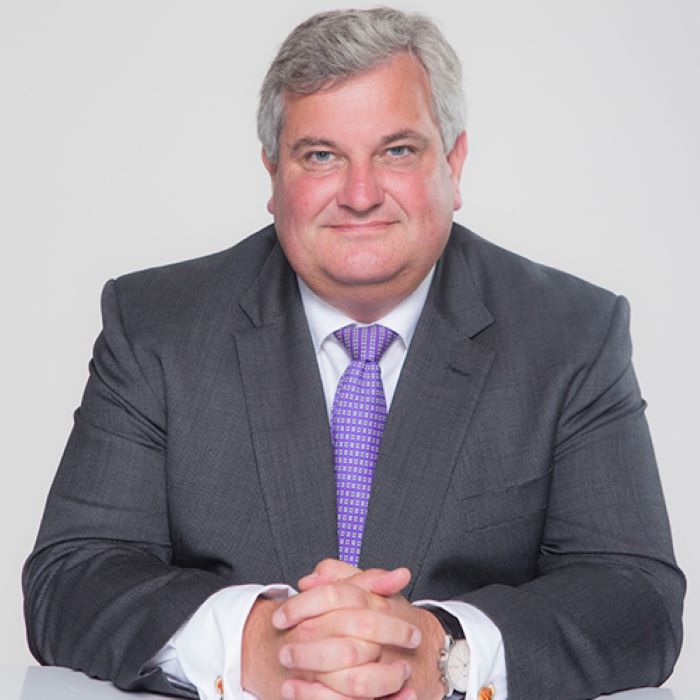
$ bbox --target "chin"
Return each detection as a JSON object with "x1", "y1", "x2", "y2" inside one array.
[{"x1": 327, "y1": 264, "x2": 403, "y2": 288}]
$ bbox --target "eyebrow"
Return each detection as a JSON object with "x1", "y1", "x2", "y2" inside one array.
[
  {"x1": 380, "y1": 130, "x2": 429, "y2": 147},
  {"x1": 289, "y1": 138, "x2": 338, "y2": 157}
]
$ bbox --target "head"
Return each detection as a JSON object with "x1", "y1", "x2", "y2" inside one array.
[
  {"x1": 258, "y1": 8, "x2": 468, "y2": 321},
  {"x1": 258, "y1": 8, "x2": 466, "y2": 164}
]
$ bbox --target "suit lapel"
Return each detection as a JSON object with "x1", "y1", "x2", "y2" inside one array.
[
  {"x1": 234, "y1": 226, "x2": 496, "y2": 589},
  {"x1": 360, "y1": 230, "x2": 495, "y2": 594},
  {"x1": 235, "y1": 242, "x2": 338, "y2": 585}
]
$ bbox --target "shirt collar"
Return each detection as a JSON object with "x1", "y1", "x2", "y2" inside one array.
[{"x1": 297, "y1": 267, "x2": 435, "y2": 354}]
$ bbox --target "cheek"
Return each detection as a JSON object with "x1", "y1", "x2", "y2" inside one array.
[
  {"x1": 275, "y1": 175, "x2": 336, "y2": 224},
  {"x1": 388, "y1": 169, "x2": 453, "y2": 223},
  {"x1": 272, "y1": 174, "x2": 339, "y2": 270}
]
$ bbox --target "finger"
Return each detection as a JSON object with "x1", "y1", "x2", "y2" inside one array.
[
  {"x1": 279, "y1": 637, "x2": 381, "y2": 672},
  {"x1": 384, "y1": 688, "x2": 418, "y2": 700},
  {"x1": 296, "y1": 608, "x2": 422, "y2": 649},
  {"x1": 298, "y1": 571, "x2": 335, "y2": 591},
  {"x1": 356, "y1": 567, "x2": 411, "y2": 597},
  {"x1": 300, "y1": 566, "x2": 408, "y2": 598},
  {"x1": 280, "y1": 679, "x2": 371, "y2": 700},
  {"x1": 273, "y1": 583, "x2": 374, "y2": 629},
  {"x1": 298, "y1": 561, "x2": 411, "y2": 598},
  {"x1": 298, "y1": 559, "x2": 359, "y2": 591},
  {"x1": 317, "y1": 659, "x2": 412, "y2": 698}
]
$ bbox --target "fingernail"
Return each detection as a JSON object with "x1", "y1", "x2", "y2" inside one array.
[
  {"x1": 272, "y1": 609, "x2": 287, "y2": 628},
  {"x1": 410, "y1": 628, "x2": 422, "y2": 647},
  {"x1": 403, "y1": 662, "x2": 412, "y2": 680},
  {"x1": 281, "y1": 682, "x2": 295, "y2": 699},
  {"x1": 279, "y1": 647, "x2": 292, "y2": 667}
]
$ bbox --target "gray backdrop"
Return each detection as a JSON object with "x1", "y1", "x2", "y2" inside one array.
[{"x1": 1, "y1": 0, "x2": 697, "y2": 691}]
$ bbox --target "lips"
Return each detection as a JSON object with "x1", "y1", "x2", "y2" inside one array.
[{"x1": 324, "y1": 221, "x2": 398, "y2": 231}]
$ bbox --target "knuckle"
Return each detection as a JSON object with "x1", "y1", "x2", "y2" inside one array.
[
  {"x1": 296, "y1": 618, "x2": 317, "y2": 641},
  {"x1": 354, "y1": 612, "x2": 377, "y2": 639},
  {"x1": 344, "y1": 639, "x2": 360, "y2": 667},
  {"x1": 317, "y1": 558, "x2": 337, "y2": 574},
  {"x1": 314, "y1": 644, "x2": 331, "y2": 669},
  {"x1": 374, "y1": 595, "x2": 391, "y2": 613},
  {"x1": 324, "y1": 582, "x2": 341, "y2": 608},
  {"x1": 346, "y1": 669, "x2": 367, "y2": 697}
]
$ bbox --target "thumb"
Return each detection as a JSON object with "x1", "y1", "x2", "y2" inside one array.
[
  {"x1": 298, "y1": 558, "x2": 358, "y2": 591},
  {"x1": 349, "y1": 566, "x2": 412, "y2": 597}
]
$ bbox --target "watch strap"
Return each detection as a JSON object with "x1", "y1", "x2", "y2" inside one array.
[
  {"x1": 424, "y1": 605, "x2": 466, "y2": 640},
  {"x1": 424, "y1": 606, "x2": 467, "y2": 699}
]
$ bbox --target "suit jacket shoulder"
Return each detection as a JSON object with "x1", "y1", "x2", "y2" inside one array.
[
  {"x1": 447, "y1": 223, "x2": 624, "y2": 368},
  {"x1": 108, "y1": 224, "x2": 278, "y2": 342},
  {"x1": 454, "y1": 223, "x2": 618, "y2": 319}
]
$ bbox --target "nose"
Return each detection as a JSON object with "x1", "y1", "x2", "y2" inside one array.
[{"x1": 336, "y1": 161, "x2": 384, "y2": 213}]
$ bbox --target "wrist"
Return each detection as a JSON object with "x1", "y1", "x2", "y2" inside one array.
[
  {"x1": 241, "y1": 596, "x2": 283, "y2": 696},
  {"x1": 416, "y1": 606, "x2": 451, "y2": 700},
  {"x1": 424, "y1": 606, "x2": 470, "y2": 699}
]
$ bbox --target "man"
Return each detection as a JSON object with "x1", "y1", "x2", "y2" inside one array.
[{"x1": 23, "y1": 8, "x2": 684, "y2": 700}]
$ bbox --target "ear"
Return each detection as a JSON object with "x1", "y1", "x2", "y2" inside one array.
[
  {"x1": 446, "y1": 130, "x2": 468, "y2": 211},
  {"x1": 261, "y1": 146, "x2": 277, "y2": 176},
  {"x1": 261, "y1": 147, "x2": 277, "y2": 214}
]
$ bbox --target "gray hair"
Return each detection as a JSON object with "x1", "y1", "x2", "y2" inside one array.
[{"x1": 257, "y1": 7, "x2": 466, "y2": 162}]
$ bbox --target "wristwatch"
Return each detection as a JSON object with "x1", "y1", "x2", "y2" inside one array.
[{"x1": 426, "y1": 605, "x2": 470, "y2": 699}]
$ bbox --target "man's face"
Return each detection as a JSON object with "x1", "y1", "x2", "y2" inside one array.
[{"x1": 263, "y1": 52, "x2": 467, "y2": 321}]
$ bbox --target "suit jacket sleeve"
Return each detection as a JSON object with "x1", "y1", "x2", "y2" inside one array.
[
  {"x1": 22, "y1": 279, "x2": 227, "y2": 697},
  {"x1": 455, "y1": 295, "x2": 685, "y2": 698}
]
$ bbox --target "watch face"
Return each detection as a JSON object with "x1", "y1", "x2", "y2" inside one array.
[{"x1": 446, "y1": 640, "x2": 470, "y2": 692}]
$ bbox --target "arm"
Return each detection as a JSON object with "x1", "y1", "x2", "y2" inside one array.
[
  {"x1": 22, "y1": 280, "x2": 422, "y2": 698},
  {"x1": 148, "y1": 584, "x2": 294, "y2": 700},
  {"x1": 454, "y1": 295, "x2": 685, "y2": 697},
  {"x1": 22, "y1": 280, "x2": 229, "y2": 695},
  {"x1": 266, "y1": 296, "x2": 684, "y2": 699}
]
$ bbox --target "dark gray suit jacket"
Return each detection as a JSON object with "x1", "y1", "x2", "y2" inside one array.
[{"x1": 23, "y1": 223, "x2": 684, "y2": 699}]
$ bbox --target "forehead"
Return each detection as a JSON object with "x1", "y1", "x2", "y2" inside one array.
[{"x1": 280, "y1": 53, "x2": 441, "y2": 147}]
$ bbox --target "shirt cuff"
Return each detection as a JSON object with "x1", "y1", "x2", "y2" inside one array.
[
  {"x1": 414, "y1": 598, "x2": 507, "y2": 700},
  {"x1": 149, "y1": 583, "x2": 296, "y2": 700}
]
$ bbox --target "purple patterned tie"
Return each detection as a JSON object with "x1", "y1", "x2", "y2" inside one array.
[{"x1": 331, "y1": 324, "x2": 397, "y2": 566}]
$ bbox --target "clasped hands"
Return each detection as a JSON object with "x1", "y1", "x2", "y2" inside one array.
[{"x1": 242, "y1": 559, "x2": 445, "y2": 700}]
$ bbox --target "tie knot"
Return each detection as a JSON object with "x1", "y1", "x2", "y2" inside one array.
[{"x1": 334, "y1": 324, "x2": 397, "y2": 363}]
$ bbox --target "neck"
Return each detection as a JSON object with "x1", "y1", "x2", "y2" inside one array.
[{"x1": 302, "y1": 278, "x2": 421, "y2": 324}]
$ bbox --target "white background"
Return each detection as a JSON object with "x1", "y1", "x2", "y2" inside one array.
[{"x1": 1, "y1": 0, "x2": 698, "y2": 691}]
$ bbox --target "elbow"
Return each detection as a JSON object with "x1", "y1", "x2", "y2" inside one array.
[{"x1": 647, "y1": 561, "x2": 686, "y2": 686}]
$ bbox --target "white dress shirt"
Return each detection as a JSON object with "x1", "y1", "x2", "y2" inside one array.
[{"x1": 150, "y1": 270, "x2": 507, "y2": 700}]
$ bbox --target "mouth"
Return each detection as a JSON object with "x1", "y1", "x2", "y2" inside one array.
[{"x1": 324, "y1": 221, "x2": 398, "y2": 232}]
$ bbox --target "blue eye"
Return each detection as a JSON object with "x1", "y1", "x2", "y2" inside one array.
[
  {"x1": 388, "y1": 145, "x2": 411, "y2": 157},
  {"x1": 310, "y1": 150, "x2": 332, "y2": 162}
]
